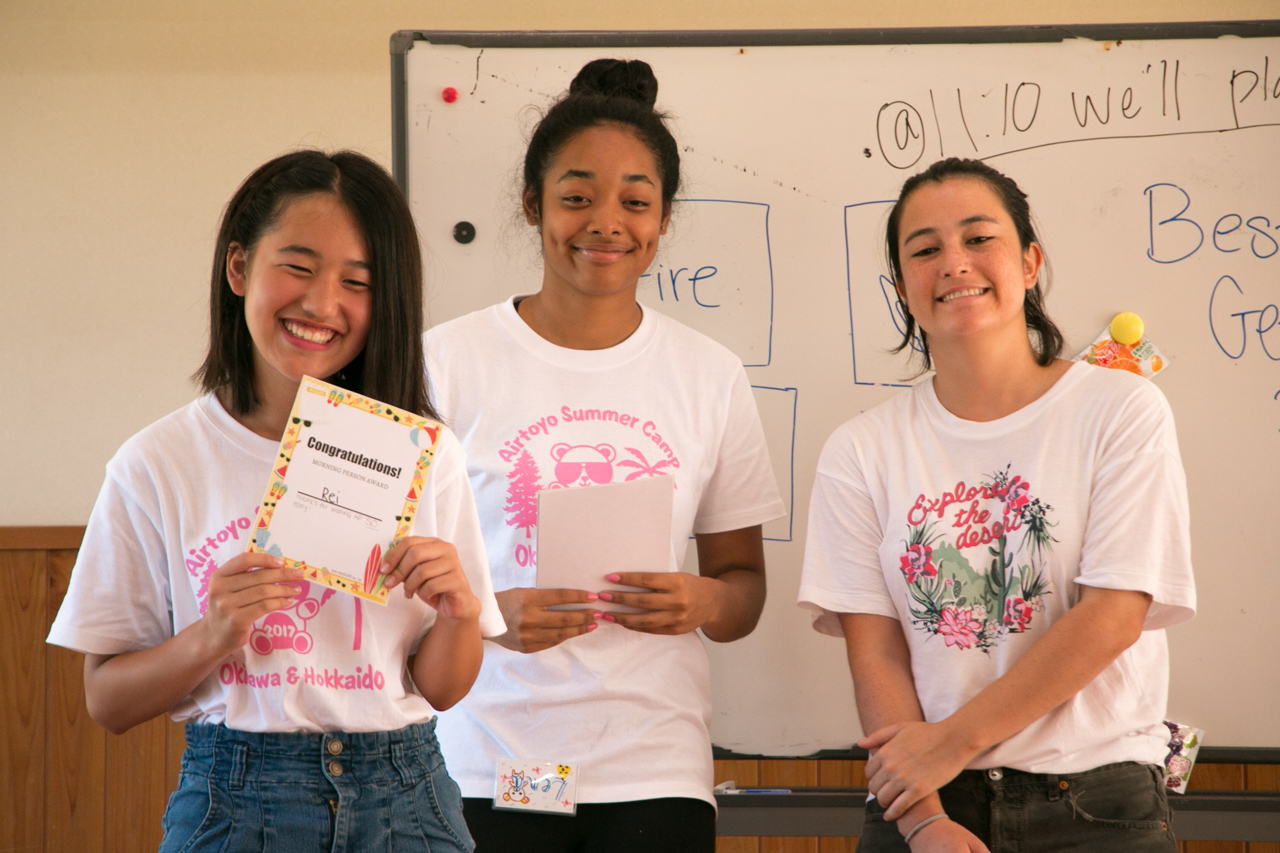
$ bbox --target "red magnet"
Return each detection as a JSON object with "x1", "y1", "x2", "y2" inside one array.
[{"x1": 441, "y1": 87, "x2": 458, "y2": 103}]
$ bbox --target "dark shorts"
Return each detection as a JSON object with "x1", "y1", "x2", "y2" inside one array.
[
  {"x1": 160, "y1": 719, "x2": 472, "y2": 853},
  {"x1": 857, "y1": 761, "x2": 1177, "y2": 853},
  {"x1": 462, "y1": 795, "x2": 715, "y2": 853}
]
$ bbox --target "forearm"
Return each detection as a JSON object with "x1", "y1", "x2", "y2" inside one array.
[
  {"x1": 695, "y1": 526, "x2": 766, "y2": 642},
  {"x1": 411, "y1": 614, "x2": 483, "y2": 711},
  {"x1": 840, "y1": 613, "x2": 946, "y2": 834},
  {"x1": 939, "y1": 586, "x2": 1151, "y2": 757},
  {"x1": 699, "y1": 568, "x2": 765, "y2": 642},
  {"x1": 842, "y1": 613, "x2": 925, "y2": 732},
  {"x1": 85, "y1": 621, "x2": 227, "y2": 734}
]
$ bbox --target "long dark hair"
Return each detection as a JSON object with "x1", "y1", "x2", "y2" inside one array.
[
  {"x1": 523, "y1": 58, "x2": 681, "y2": 215},
  {"x1": 885, "y1": 158, "x2": 1064, "y2": 371},
  {"x1": 195, "y1": 150, "x2": 436, "y2": 420}
]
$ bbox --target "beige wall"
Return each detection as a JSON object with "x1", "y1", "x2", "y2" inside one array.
[{"x1": 2, "y1": 0, "x2": 1273, "y2": 524}]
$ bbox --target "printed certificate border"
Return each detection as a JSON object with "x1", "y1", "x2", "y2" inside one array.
[{"x1": 246, "y1": 376, "x2": 443, "y2": 604}]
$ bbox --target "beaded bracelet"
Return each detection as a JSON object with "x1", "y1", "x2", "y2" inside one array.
[{"x1": 903, "y1": 813, "x2": 948, "y2": 844}]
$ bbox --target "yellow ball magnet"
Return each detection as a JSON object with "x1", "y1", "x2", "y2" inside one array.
[{"x1": 1109, "y1": 312, "x2": 1144, "y2": 346}]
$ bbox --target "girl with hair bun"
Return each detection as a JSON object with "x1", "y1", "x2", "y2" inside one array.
[
  {"x1": 799, "y1": 158, "x2": 1195, "y2": 852},
  {"x1": 48, "y1": 150, "x2": 504, "y2": 852},
  {"x1": 426, "y1": 59, "x2": 785, "y2": 851}
]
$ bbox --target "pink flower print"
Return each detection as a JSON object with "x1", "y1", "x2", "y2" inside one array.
[
  {"x1": 1004, "y1": 476, "x2": 1031, "y2": 512},
  {"x1": 1168, "y1": 754, "x2": 1191, "y2": 776},
  {"x1": 1003, "y1": 597, "x2": 1034, "y2": 631},
  {"x1": 937, "y1": 606, "x2": 982, "y2": 649},
  {"x1": 899, "y1": 544, "x2": 937, "y2": 584}
]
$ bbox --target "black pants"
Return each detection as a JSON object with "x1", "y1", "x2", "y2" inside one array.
[
  {"x1": 462, "y1": 796, "x2": 715, "y2": 853},
  {"x1": 857, "y1": 762, "x2": 1177, "y2": 852}
]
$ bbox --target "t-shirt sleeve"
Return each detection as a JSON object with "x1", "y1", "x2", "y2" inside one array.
[
  {"x1": 797, "y1": 427, "x2": 898, "y2": 637},
  {"x1": 1076, "y1": 381, "x2": 1196, "y2": 630},
  {"x1": 428, "y1": 429, "x2": 507, "y2": 639},
  {"x1": 692, "y1": 367, "x2": 787, "y2": 534},
  {"x1": 47, "y1": 471, "x2": 175, "y2": 655}
]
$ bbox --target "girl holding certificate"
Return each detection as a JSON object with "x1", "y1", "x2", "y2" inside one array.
[
  {"x1": 798, "y1": 158, "x2": 1195, "y2": 852},
  {"x1": 48, "y1": 150, "x2": 504, "y2": 852},
  {"x1": 425, "y1": 59, "x2": 786, "y2": 851}
]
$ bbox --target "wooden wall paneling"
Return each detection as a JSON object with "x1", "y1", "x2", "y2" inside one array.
[
  {"x1": 817, "y1": 759, "x2": 867, "y2": 787},
  {"x1": 1185, "y1": 763, "x2": 1245, "y2": 853},
  {"x1": 45, "y1": 548, "x2": 105, "y2": 853},
  {"x1": 760, "y1": 759, "x2": 819, "y2": 788},
  {"x1": 0, "y1": 550, "x2": 48, "y2": 853},
  {"x1": 761, "y1": 760, "x2": 819, "y2": 853},
  {"x1": 0, "y1": 526, "x2": 87, "y2": 551},
  {"x1": 719, "y1": 830, "x2": 764, "y2": 852},
  {"x1": 716, "y1": 758, "x2": 762, "y2": 788},
  {"x1": 716, "y1": 759, "x2": 762, "y2": 853},
  {"x1": 105, "y1": 716, "x2": 170, "y2": 853},
  {"x1": 1246, "y1": 765, "x2": 1280, "y2": 853}
]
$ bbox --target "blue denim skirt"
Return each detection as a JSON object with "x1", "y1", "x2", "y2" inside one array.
[{"x1": 160, "y1": 719, "x2": 473, "y2": 853}]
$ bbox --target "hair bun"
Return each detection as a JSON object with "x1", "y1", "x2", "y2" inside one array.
[{"x1": 569, "y1": 59, "x2": 659, "y2": 109}]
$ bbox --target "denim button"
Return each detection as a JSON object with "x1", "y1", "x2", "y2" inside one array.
[
  {"x1": 327, "y1": 739, "x2": 344, "y2": 755},
  {"x1": 987, "y1": 768, "x2": 1003, "y2": 780},
  {"x1": 329, "y1": 760, "x2": 344, "y2": 776}
]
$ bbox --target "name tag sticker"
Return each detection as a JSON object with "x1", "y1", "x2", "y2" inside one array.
[{"x1": 493, "y1": 759, "x2": 579, "y2": 816}]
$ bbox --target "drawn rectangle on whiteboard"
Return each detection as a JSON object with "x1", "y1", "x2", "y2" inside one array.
[
  {"x1": 844, "y1": 200, "x2": 922, "y2": 389},
  {"x1": 639, "y1": 199, "x2": 774, "y2": 366},
  {"x1": 752, "y1": 386, "x2": 796, "y2": 542}
]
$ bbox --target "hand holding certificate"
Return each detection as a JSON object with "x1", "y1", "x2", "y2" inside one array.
[{"x1": 247, "y1": 376, "x2": 444, "y2": 604}]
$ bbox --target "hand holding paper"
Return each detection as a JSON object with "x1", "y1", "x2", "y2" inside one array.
[
  {"x1": 490, "y1": 588, "x2": 601, "y2": 653},
  {"x1": 380, "y1": 536, "x2": 481, "y2": 620},
  {"x1": 598, "y1": 571, "x2": 725, "y2": 635},
  {"x1": 200, "y1": 552, "x2": 304, "y2": 656}
]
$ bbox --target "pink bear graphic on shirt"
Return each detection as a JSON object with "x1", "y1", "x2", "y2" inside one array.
[
  {"x1": 549, "y1": 443, "x2": 616, "y2": 488},
  {"x1": 249, "y1": 581, "x2": 336, "y2": 655}
]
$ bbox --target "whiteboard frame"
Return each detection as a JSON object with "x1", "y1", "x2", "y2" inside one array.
[
  {"x1": 390, "y1": 21, "x2": 1280, "y2": 193},
  {"x1": 391, "y1": 22, "x2": 1280, "y2": 761}
]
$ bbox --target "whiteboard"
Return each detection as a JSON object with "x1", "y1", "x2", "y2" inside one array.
[{"x1": 396, "y1": 27, "x2": 1280, "y2": 753}]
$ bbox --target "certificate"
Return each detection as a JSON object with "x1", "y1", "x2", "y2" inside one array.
[{"x1": 246, "y1": 376, "x2": 443, "y2": 604}]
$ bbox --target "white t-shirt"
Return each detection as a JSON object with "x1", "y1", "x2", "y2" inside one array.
[
  {"x1": 799, "y1": 362, "x2": 1195, "y2": 773},
  {"x1": 424, "y1": 297, "x2": 786, "y2": 805},
  {"x1": 47, "y1": 393, "x2": 505, "y2": 733}
]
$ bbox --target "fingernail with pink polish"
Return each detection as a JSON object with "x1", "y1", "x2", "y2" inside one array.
[
  {"x1": 587, "y1": 622, "x2": 598, "y2": 632},
  {"x1": 606, "y1": 573, "x2": 621, "y2": 582},
  {"x1": 586, "y1": 593, "x2": 599, "y2": 601},
  {"x1": 598, "y1": 593, "x2": 613, "y2": 602},
  {"x1": 602, "y1": 613, "x2": 616, "y2": 622},
  {"x1": 592, "y1": 611, "x2": 604, "y2": 619}
]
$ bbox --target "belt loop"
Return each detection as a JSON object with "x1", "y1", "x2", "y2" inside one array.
[
  {"x1": 390, "y1": 741, "x2": 416, "y2": 786},
  {"x1": 1047, "y1": 773, "x2": 1062, "y2": 801},
  {"x1": 228, "y1": 742, "x2": 248, "y2": 791}
]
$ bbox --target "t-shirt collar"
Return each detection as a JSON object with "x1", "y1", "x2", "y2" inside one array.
[
  {"x1": 495, "y1": 294, "x2": 659, "y2": 370},
  {"x1": 918, "y1": 360, "x2": 1090, "y2": 437},
  {"x1": 197, "y1": 392, "x2": 282, "y2": 460}
]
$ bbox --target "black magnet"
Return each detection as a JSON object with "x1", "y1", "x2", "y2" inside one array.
[{"x1": 453, "y1": 221, "x2": 476, "y2": 244}]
